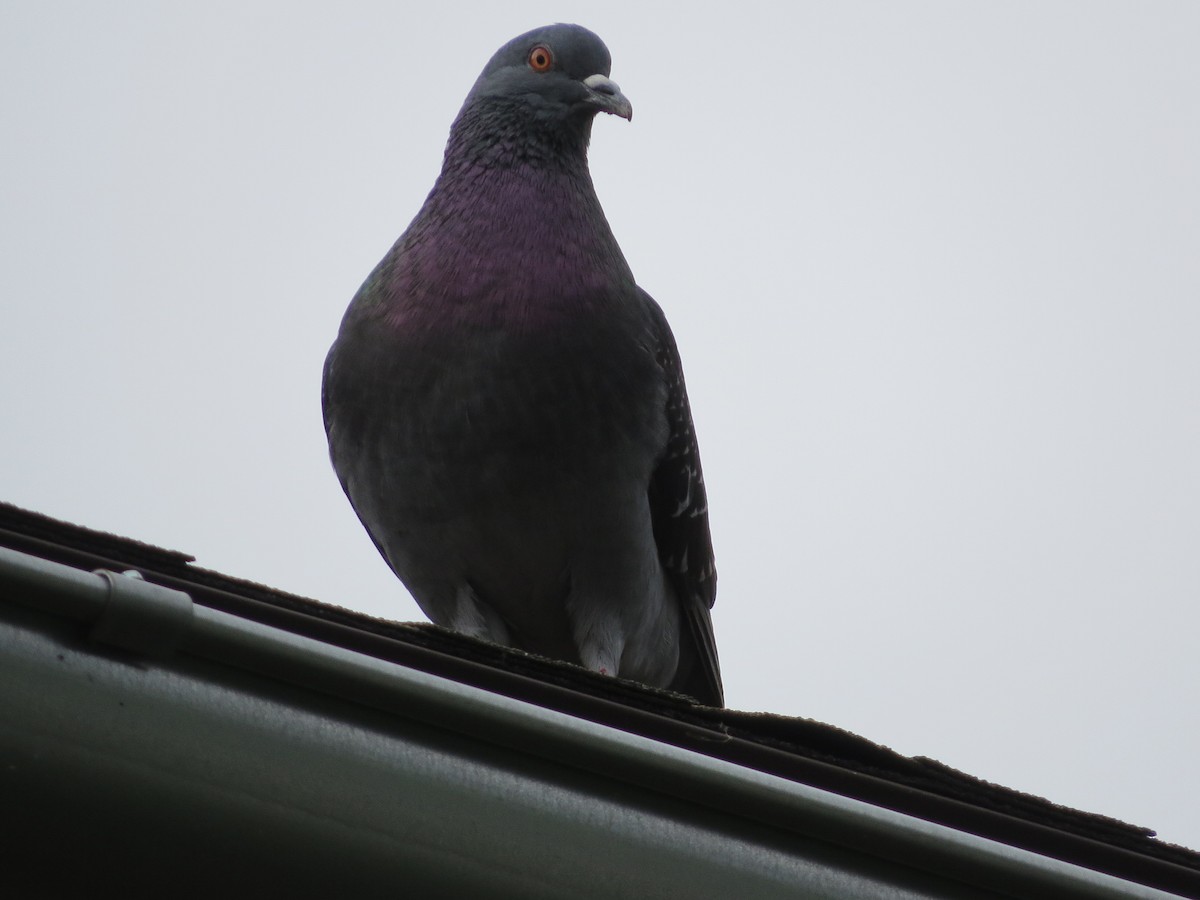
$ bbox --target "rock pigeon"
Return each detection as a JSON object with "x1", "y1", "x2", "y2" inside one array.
[{"x1": 322, "y1": 23, "x2": 723, "y2": 706}]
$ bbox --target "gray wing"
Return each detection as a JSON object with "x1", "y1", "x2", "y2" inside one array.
[{"x1": 642, "y1": 289, "x2": 723, "y2": 707}]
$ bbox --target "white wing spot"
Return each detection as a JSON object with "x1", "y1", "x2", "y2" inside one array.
[{"x1": 670, "y1": 475, "x2": 692, "y2": 517}]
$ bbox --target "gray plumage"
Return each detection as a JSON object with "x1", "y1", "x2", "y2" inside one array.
[{"x1": 322, "y1": 23, "x2": 722, "y2": 706}]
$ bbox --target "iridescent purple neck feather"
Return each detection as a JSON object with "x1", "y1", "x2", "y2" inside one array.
[{"x1": 360, "y1": 91, "x2": 633, "y2": 332}]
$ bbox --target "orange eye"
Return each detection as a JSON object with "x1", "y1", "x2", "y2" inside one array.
[{"x1": 528, "y1": 44, "x2": 553, "y2": 72}]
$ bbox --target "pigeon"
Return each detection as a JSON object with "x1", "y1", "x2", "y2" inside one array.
[{"x1": 322, "y1": 23, "x2": 723, "y2": 706}]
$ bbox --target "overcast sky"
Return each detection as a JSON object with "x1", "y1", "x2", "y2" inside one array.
[{"x1": 3, "y1": 1, "x2": 1197, "y2": 852}]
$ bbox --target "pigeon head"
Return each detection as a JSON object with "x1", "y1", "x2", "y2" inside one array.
[{"x1": 458, "y1": 24, "x2": 633, "y2": 139}]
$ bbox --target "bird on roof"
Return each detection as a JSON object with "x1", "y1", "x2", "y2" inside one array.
[{"x1": 322, "y1": 23, "x2": 722, "y2": 706}]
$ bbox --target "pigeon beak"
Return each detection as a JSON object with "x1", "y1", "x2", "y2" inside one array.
[{"x1": 582, "y1": 74, "x2": 633, "y2": 121}]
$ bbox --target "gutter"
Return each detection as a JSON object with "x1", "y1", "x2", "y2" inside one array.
[{"x1": 0, "y1": 544, "x2": 1193, "y2": 899}]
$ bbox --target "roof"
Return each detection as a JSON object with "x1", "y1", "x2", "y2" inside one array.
[{"x1": 1, "y1": 501, "x2": 1197, "y2": 898}]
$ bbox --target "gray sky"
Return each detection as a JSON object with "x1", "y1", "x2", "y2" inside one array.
[{"x1": 3, "y1": 1, "x2": 1197, "y2": 851}]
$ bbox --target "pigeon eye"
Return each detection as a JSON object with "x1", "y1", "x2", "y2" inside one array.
[{"x1": 528, "y1": 45, "x2": 553, "y2": 72}]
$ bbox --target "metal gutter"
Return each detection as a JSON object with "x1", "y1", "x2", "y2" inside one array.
[
  {"x1": 3, "y1": 524, "x2": 1197, "y2": 890},
  {"x1": 0, "y1": 544, "x2": 1192, "y2": 899}
]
